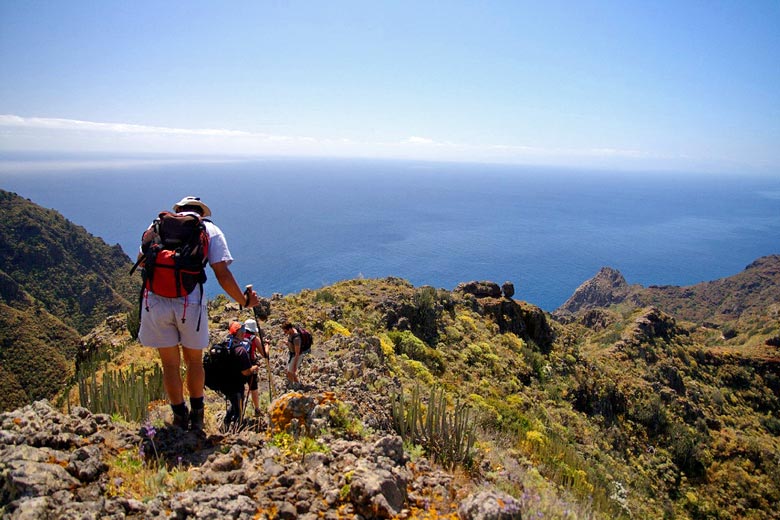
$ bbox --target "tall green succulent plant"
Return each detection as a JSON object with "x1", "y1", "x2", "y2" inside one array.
[
  {"x1": 392, "y1": 384, "x2": 476, "y2": 469},
  {"x1": 78, "y1": 363, "x2": 165, "y2": 422}
]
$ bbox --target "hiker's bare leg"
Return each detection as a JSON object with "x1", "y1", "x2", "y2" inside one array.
[
  {"x1": 251, "y1": 389, "x2": 260, "y2": 411},
  {"x1": 182, "y1": 347, "x2": 205, "y2": 399},
  {"x1": 157, "y1": 346, "x2": 183, "y2": 404}
]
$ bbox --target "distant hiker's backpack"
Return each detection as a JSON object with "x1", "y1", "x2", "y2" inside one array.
[
  {"x1": 203, "y1": 338, "x2": 246, "y2": 394},
  {"x1": 131, "y1": 211, "x2": 209, "y2": 298},
  {"x1": 297, "y1": 326, "x2": 313, "y2": 352}
]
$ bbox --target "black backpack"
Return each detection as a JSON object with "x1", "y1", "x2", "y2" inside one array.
[
  {"x1": 130, "y1": 211, "x2": 210, "y2": 298},
  {"x1": 297, "y1": 326, "x2": 313, "y2": 352},
  {"x1": 203, "y1": 338, "x2": 247, "y2": 394}
]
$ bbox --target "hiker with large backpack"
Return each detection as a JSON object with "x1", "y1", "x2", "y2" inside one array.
[
  {"x1": 282, "y1": 322, "x2": 313, "y2": 389},
  {"x1": 133, "y1": 196, "x2": 260, "y2": 432},
  {"x1": 220, "y1": 321, "x2": 261, "y2": 429}
]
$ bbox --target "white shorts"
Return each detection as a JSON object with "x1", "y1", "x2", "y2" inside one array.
[
  {"x1": 287, "y1": 350, "x2": 310, "y2": 372},
  {"x1": 138, "y1": 287, "x2": 209, "y2": 349}
]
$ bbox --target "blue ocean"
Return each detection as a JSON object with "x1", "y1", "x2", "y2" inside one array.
[{"x1": 2, "y1": 156, "x2": 779, "y2": 311}]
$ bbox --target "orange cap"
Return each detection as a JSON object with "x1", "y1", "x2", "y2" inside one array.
[{"x1": 229, "y1": 321, "x2": 244, "y2": 335}]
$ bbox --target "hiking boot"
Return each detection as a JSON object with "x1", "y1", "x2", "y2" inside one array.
[
  {"x1": 189, "y1": 408, "x2": 204, "y2": 432},
  {"x1": 172, "y1": 409, "x2": 189, "y2": 429}
]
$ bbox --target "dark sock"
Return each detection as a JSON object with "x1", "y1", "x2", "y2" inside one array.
[
  {"x1": 190, "y1": 396, "x2": 204, "y2": 410},
  {"x1": 171, "y1": 402, "x2": 188, "y2": 417}
]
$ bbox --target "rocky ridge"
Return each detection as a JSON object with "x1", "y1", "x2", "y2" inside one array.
[
  {"x1": 555, "y1": 255, "x2": 780, "y2": 327},
  {"x1": 1, "y1": 320, "x2": 525, "y2": 519}
]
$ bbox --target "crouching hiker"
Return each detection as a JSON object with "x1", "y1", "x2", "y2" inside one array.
[
  {"x1": 222, "y1": 321, "x2": 261, "y2": 430},
  {"x1": 133, "y1": 196, "x2": 260, "y2": 431},
  {"x1": 282, "y1": 322, "x2": 313, "y2": 390}
]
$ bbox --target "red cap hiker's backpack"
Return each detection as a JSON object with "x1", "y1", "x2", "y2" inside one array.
[{"x1": 132, "y1": 211, "x2": 210, "y2": 298}]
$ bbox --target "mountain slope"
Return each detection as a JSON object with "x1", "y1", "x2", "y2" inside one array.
[
  {"x1": 0, "y1": 190, "x2": 137, "y2": 411},
  {"x1": 2, "y1": 269, "x2": 779, "y2": 519},
  {"x1": 555, "y1": 254, "x2": 780, "y2": 326},
  {"x1": 0, "y1": 189, "x2": 136, "y2": 334}
]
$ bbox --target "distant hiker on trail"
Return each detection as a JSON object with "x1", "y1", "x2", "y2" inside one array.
[
  {"x1": 282, "y1": 322, "x2": 313, "y2": 389},
  {"x1": 221, "y1": 321, "x2": 261, "y2": 430},
  {"x1": 133, "y1": 196, "x2": 260, "y2": 432},
  {"x1": 243, "y1": 318, "x2": 270, "y2": 415}
]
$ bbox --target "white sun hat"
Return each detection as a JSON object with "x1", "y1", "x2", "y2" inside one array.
[
  {"x1": 244, "y1": 319, "x2": 259, "y2": 334},
  {"x1": 172, "y1": 196, "x2": 211, "y2": 217}
]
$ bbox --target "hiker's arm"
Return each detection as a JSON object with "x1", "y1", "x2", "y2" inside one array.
[
  {"x1": 241, "y1": 365, "x2": 260, "y2": 377},
  {"x1": 253, "y1": 336, "x2": 267, "y2": 359},
  {"x1": 211, "y1": 261, "x2": 258, "y2": 306}
]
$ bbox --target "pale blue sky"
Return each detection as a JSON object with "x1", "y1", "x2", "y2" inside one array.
[{"x1": 1, "y1": 1, "x2": 778, "y2": 173}]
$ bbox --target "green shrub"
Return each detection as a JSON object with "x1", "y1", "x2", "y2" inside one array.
[
  {"x1": 630, "y1": 394, "x2": 670, "y2": 436},
  {"x1": 387, "y1": 330, "x2": 445, "y2": 375},
  {"x1": 571, "y1": 369, "x2": 627, "y2": 424},
  {"x1": 667, "y1": 423, "x2": 710, "y2": 478},
  {"x1": 760, "y1": 414, "x2": 780, "y2": 435},
  {"x1": 315, "y1": 289, "x2": 337, "y2": 304},
  {"x1": 126, "y1": 306, "x2": 140, "y2": 340}
]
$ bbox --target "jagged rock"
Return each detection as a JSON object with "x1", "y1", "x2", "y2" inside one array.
[
  {"x1": 376, "y1": 286, "x2": 446, "y2": 345},
  {"x1": 479, "y1": 298, "x2": 555, "y2": 353},
  {"x1": 6, "y1": 496, "x2": 53, "y2": 520},
  {"x1": 253, "y1": 297, "x2": 272, "y2": 321},
  {"x1": 349, "y1": 459, "x2": 408, "y2": 518},
  {"x1": 66, "y1": 445, "x2": 107, "y2": 482},
  {"x1": 628, "y1": 307, "x2": 681, "y2": 344},
  {"x1": 455, "y1": 281, "x2": 502, "y2": 299},
  {"x1": 556, "y1": 267, "x2": 632, "y2": 315},
  {"x1": 580, "y1": 308, "x2": 618, "y2": 331},
  {"x1": 502, "y1": 281, "x2": 515, "y2": 299},
  {"x1": 270, "y1": 391, "x2": 337, "y2": 433},
  {"x1": 614, "y1": 307, "x2": 686, "y2": 363},
  {"x1": 371, "y1": 435, "x2": 406, "y2": 466},
  {"x1": 1, "y1": 448, "x2": 80, "y2": 502},
  {"x1": 458, "y1": 490, "x2": 523, "y2": 519},
  {"x1": 171, "y1": 484, "x2": 256, "y2": 520}
]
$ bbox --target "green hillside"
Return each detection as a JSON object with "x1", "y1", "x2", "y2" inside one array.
[
  {"x1": 0, "y1": 190, "x2": 136, "y2": 411},
  {"x1": 0, "y1": 190, "x2": 135, "y2": 334},
  {"x1": 261, "y1": 277, "x2": 780, "y2": 519}
]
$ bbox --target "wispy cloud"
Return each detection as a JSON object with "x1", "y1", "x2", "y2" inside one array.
[
  {"x1": 1, "y1": 114, "x2": 262, "y2": 138},
  {"x1": 1, "y1": 114, "x2": 664, "y2": 169},
  {"x1": 403, "y1": 136, "x2": 437, "y2": 145}
]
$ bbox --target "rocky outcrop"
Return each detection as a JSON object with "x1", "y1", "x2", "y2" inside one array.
[
  {"x1": 555, "y1": 267, "x2": 633, "y2": 316},
  {"x1": 615, "y1": 307, "x2": 687, "y2": 363},
  {"x1": 0, "y1": 399, "x2": 463, "y2": 519},
  {"x1": 455, "y1": 281, "x2": 502, "y2": 299},
  {"x1": 580, "y1": 308, "x2": 619, "y2": 331},
  {"x1": 458, "y1": 489, "x2": 523, "y2": 519},
  {"x1": 501, "y1": 281, "x2": 515, "y2": 299},
  {"x1": 453, "y1": 280, "x2": 555, "y2": 352},
  {"x1": 556, "y1": 255, "x2": 780, "y2": 326}
]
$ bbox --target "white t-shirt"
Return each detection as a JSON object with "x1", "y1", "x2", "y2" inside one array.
[{"x1": 203, "y1": 220, "x2": 233, "y2": 266}]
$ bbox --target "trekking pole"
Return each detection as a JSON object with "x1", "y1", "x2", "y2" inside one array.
[
  {"x1": 238, "y1": 284, "x2": 256, "y2": 432},
  {"x1": 237, "y1": 384, "x2": 251, "y2": 433},
  {"x1": 258, "y1": 322, "x2": 274, "y2": 402},
  {"x1": 250, "y1": 293, "x2": 275, "y2": 431},
  {"x1": 245, "y1": 285, "x2": 273, "y2": 401}
]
